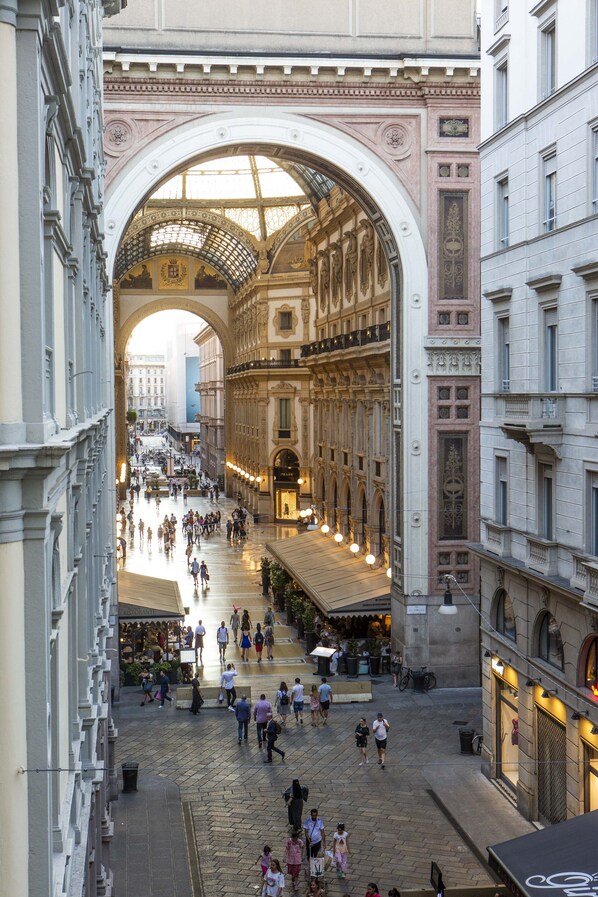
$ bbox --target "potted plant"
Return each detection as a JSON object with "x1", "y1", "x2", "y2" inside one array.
[
  {"x1": 120, "y1": 660, "x2": 145, "y2": 687},
  {"x1": 346, "y1": 639, "x2": 360, "y2": 677},
  {"x1": 303, "y1": 605, "x2": 318, "y2": 654},
  {"x1": 259, "y1": 556, "x2": 271, "y2": 597},
  {"x1": 284, "y1": 585, "x2": 298, "y2": 625},
  {"x1": 365, "y1": 638, "x2": 382, "y2": 676},
  {"x1": 269, "y1": 562, "x2": 288, "y2": 609},
  {"x1": 293, "y1": 596, "x2": 306, "y2": 638}
]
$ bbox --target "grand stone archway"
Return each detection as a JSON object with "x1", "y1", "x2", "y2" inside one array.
[{"x1": 105, "y1": 110, "x2": 429, "y2": 612}]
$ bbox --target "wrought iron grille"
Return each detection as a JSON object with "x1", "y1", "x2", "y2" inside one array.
[{"x1": 536, "y1": 707, "x2": 567, "y2": 825}]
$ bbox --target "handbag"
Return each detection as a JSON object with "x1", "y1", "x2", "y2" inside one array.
[{"x1": 218, "y1": 690, "x2": 224, "y2": 703}]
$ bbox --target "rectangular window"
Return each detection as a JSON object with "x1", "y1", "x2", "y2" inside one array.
[
  {"x1": 279, "y1": 311, "x2": 293, "y2": 331},
  {"x1": 542, "y1": 23, "x2": 556, "y2": 98},
  {"x1": 496, "y1": 456, "x2": 508, "y2": 526},
  {"x1": 496, "y1": 61, "x2": 509, "y2": 129},
  {"x1": 279, "y1": 348, "x2": 291, "y2": 363},
  {"x1": 278, "y1": 398, "x2": 291, "y2": 438},
  {"x1": 543, "y1": 153, "x2": 557, "y2": 232},
  {"x1": 591, "y1": 477, "x2": 598, "y2": 556},
  {"x1": 545, "y1": 308, "x2": 558, "y2": 392},
  {"x1": 539, "y1": 463, "x2": 554, "y2": 541},
  {"x1": 593, "y1": 128, "x2": 598, "y2": 213},
  {"x1": 497, "y1": 176, "x2": 509, "y2": 248},
  {"x1": 498, "y1": 316, "x2": 510, "y2": 391},
  {"x1": 593, "y1": 299, "x2": 598, "y2": 391}
]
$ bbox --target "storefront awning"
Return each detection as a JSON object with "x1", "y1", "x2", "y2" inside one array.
[
  {"x1": 118, "y1": 571, "x2": 185, "y2": 622},
  {"x1": 266, "y1": 531, "x2": 391, "y2": 618},
  {"x1": 488, "y1": 810, "x2": 598, "y2": 897}
]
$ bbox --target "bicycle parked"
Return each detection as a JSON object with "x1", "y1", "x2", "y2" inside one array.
[{"x1": 398, "y1": 665, "x2": 437, "y2": 692}]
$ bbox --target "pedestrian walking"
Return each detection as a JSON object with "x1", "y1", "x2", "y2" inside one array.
[
  {"x1": 146, "y1": 526, "x2": 153, "y2": 550},
  {"x1": 220, "y1": 662, "x2": 238, "y2": 710},
  {"x1": 190, "y1": 558, "x2": 200, "y2": 588},
  {"x1": 318, "y1": 678, "x2": 333, "y2": 725},
  {"x1": 291, "y1": 678, "x2": 304, "y2": 725},
  {"x1": 139, "y1": 670, "x2": 154, "y2": 706},
  {"x1": 285, "y1": 778, "x2": 305, "y2": 830},
  {"x1": 254, "y1": 693, "x2": 272, "y2": 748},
  {"x1": 199, "y1": 559, "x2": 209, "y2": 588},
  {"x1": 265, "y1": 622, "x2": 275, "y2": 661},
  {"x1": 158, "y1": 671, "x2": 172, "y2": 708},
  {"x1": 355, "y1": 717, "x2": 370, "y2": 765},
  {"x1": 240, "y1": 622, "x2": 252, "y2": 662},
  {"x1": 257, "y1": 845, "x2": 273, "y2": 881},
  {"x1": 241, "y1": 608, "x2": 253, "y2": 631},
  {"x1": 264, "y1": 712, "x2": 285, "y2": 763},
  {"x1": 186, "y1": 543, "x2": 193, "y2": 567},
  {"x1": 189, "y1": 674, "x2": 203, "y2": 715},
  {"x1": 303, "y1": 809, "x2": 325, "y2": 858},
  {"x1": 309, "y1": 685, "x2": 321, "y2": 727},
  {"x1": 194, "y1": 619, "x2": 206, "y2": 664},
  {"x1": 263, "y1": 858, "x2": 285, "y2": 897},
  {"x1": 138, "y1": 518, "x2": 145, "y2": 542},
  {"x1": 333, "y1": 824, "x2": 350, "y2": 880},
  {"x1": 217, "y1": 621, "x2": 229, "y2": 662},
  {"x1": 285, "y1": 830, "x2": 305, "y2": 893},
  {"x1": 390, "y1": 652, "x2": 403, "y2": 687},
  {"x1": 230, "y1": 608, "x2": 240, "y2": 645},
  {"x1": 372, "y1": 712, "x2": 390, "y2": 768},
  {"x1": 264, "y1": 606, "x2": 275, "y2": 627},
  {"x1": 254, "y1": 623, "x2": 265, "y2": 662},
  {"x1": 276, "y1": 681, "x2": 291, "y2": 725},
  {"x1": 235, "y1": 693, "x2": 251, "y2": 743}
]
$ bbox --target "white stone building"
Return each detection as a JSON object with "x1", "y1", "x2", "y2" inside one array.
[
  {"x1": 476, "y1": 0, "x2": 598, "y2": 822},
  {"x1": 194, "y1": 324, "x2": 225, "y2": 481},
  {"x1": 125, "y1": 353, "x2": 166, "y2": 432},
  {"x1": 0, "y1": 1, "x2": 122, "y2": 894}
]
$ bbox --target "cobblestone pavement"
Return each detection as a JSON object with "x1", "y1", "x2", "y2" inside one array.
[{"x1": 113, "y1": 490, "x2": 534, "y2": 897}]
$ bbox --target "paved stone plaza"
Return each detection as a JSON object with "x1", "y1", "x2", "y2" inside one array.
[{"x1": 112, "y1": 493, "x2": 534, "y2": 897}]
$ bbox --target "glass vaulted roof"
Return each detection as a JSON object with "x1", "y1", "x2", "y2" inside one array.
[{"x1": 150, "y1": 155, "x2": 312, "y2": 240}]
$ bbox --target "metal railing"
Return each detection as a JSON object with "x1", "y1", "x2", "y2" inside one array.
[
  {"x1": 226, "y1": 359, "x2": 300, "y2": 375},
  {"x1": 301, "y1": 322, "x2": 390, "y2": 358}
]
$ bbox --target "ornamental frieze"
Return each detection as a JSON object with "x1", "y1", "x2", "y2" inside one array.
[{"x1": 426, "y1": 348, "x2": 480, "y2": 375}]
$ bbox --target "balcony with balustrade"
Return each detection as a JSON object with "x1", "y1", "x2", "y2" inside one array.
[{"x1": 498, "y1": 393, "x2": 563, "y2": 458}]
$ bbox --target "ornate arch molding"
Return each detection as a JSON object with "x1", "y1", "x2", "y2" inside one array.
[{"x1": 116, "y1": 297, "x2": 234, "y2": 367}]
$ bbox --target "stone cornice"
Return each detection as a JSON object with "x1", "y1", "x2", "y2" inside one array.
[
  {"x1": 103, "y1": 76, "x2": 480, "y2": 105},
  {"x1": 104, "y1": 52, "x2": 480, "y2": 82}
]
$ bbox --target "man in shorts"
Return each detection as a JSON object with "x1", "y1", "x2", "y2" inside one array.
[
  {"x1": 291, "y1": 677, "x2": 304, "y2": 725},
  {"x1": 372, "y1": 712, "x2": 390, "y2": 768},
  {"x1": 194, "y1": 619, "x2": 206, "y2": 664},
  {"x1": 318, "y1": 677, "x2": 333, "y2": 725}
]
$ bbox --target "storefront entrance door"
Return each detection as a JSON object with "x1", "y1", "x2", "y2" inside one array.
[{"x1": 537, "y1": 707, "x2": 566, "y2": 825}]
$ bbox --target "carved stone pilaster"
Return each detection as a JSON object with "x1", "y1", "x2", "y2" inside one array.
[{"x1": 426, "y1": 347, "x2": 481, "y2": 376}]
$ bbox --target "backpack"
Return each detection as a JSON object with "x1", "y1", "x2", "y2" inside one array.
[
  {"x1": 274, "y1": 721, "x2": 282, "y2": 735},
  {"x1": 301, "y1": 785, "x2": 309, "y2": 802},
  {"x1": 255, "y1": 632, "x2": 264, "y2": 646},
  {"x1": 280, "y1": 691, "x2": 289, "y2": 706}
]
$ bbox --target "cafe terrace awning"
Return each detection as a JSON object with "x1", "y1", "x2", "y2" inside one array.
[
  {"x1": 487, "y1": 810, "x2": 598, "y2": 897},
  {"x1": 266, "y1": 530, "x2": 391, "y2": 618},
  {"x1": 117, "y1": 571, "x2": 185, "y2": 623}
]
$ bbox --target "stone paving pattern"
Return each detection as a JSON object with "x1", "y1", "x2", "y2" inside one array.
[{"x1": 112, "y1": 490, "x2": 534, "y2": 897}]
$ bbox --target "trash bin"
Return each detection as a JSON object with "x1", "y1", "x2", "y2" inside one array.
[
  {"x1": 459, "y1": 728, "x2": 475, "y2": 754},
  {"x1": 412, "y1": 670, "x2": 426, "y2": 692},
  {"x1": 122, "y1": 761, "x2": 139, "y2": 793}
]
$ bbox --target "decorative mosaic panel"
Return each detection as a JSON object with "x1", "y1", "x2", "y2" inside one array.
[
  {"x1": 438, "y1": 192, "x2": 468, "y2": 301},
  {"x1": 438, "y1": 433, "x2": 468, "y2": 540},
  {"x1": 439, "y1": 117, "x2": 470, "y2": 138}
]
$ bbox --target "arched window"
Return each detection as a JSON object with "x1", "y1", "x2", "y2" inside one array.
[
  {"x1": 584, "y1": 637, "x2": 598, "y2": 695},
  {"x1": 537, "y1": 612, "x2": 564, "y2": 670},
  {"x1": 273, "y1": 449, "x2": 299, "y2": 482},
  {"x1": 495, "y1": 589, "x2": 517, "y2": 641}
]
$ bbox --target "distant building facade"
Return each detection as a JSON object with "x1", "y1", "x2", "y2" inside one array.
[
  {"x1": 476, "y1": 0, "x2": 598, "y2": 822},
  {"x1": 194, "y1": 324, "x2": 225, "y2": 480},
  {"x1": 125, "y1": 354, "x2": 166, "y2": 431}
]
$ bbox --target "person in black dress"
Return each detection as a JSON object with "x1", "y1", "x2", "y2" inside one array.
[{"x1": 189, "y1": 674, "x2": 203, "y2": 715}]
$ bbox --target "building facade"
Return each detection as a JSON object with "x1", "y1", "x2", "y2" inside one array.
[
  {"x1": 477, "y1": 0, "x2": 598, "y2": 822},
  {"x1": 125, "y1": 353, "x2": 166, "y2": 432},
  {"x1": 194, "y1": 324, "x2": 225, "y2": 480},
  {"x1": 103, "y1": 0, "x2": 483, "y2": 685},
  {"x1": 0, "y1": 1, "x2": 122, "y2": 895}
]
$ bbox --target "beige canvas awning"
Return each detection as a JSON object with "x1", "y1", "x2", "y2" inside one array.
[
  {"x1": 266, "y1": 530, "x2": 391, "y2": 618},
  {"x1": 118, "y1": 571, "x2": 185, "y2": 622}
]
